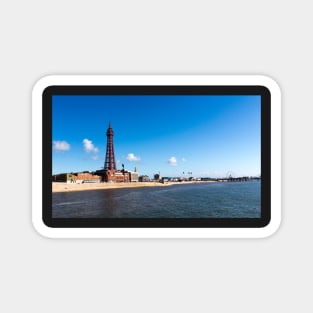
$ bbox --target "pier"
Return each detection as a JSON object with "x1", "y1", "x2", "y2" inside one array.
[{"x1": 215, "y1": 176, "x2": 261, "y2": 182}]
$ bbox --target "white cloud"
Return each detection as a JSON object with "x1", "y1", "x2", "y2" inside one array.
[
  {"x1": 83, "y1": 139, "x2": 99, "y2": 153},
  {"x1": 168, "y1": 156, "x2": 177, "y2": 166},
  {"x1": 182, "y1": 158, "x2": 187, "y2": 162},
  {"x1": 126, "y1": 153, "x2": 141, "y2": 162},
  {"x1": 53, "y1": 140, "x2": 70, "y2": 151},
  {"x1": 92, "y1": 155, "x2": 99, "y2": 160}
]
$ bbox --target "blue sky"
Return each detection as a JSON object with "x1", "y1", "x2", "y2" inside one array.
[{"x1": 52, "y1": 95, "x2": 261, "y2": 178}]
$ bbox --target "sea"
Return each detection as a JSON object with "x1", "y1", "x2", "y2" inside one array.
[{"x1": 52, "y1": 181, "x2": 261, "y2": 218}]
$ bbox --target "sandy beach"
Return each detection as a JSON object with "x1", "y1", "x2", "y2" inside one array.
[{"x1": 52, "y1": 180, "x2": 216, "y2": 193}]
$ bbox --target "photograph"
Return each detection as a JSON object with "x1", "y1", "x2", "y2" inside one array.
[{"x1": 51, "y1": 93, "x2": 262, "y2": 220}]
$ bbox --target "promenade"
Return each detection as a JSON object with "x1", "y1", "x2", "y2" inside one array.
[{"x1": 52, "y1": 180, "x2": 215, "y2": 193}]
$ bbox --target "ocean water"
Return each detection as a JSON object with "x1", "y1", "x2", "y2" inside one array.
[{"x1": 52, "y1": 181, "x2": 261, "y2": 218}]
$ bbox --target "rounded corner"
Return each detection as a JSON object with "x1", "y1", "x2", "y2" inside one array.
[
  {"x1": 256, "y1": 75, "x2": 281, "y2": 97},
  {"x1": 32, "y1": 217, "x2": 54, "y2": 239},
  {"x1": 258, "y1": 216, "x2": 281, "y2": 239},
  {"x1": 32, "y1": 75, "x2": 59, "y2": 98}
]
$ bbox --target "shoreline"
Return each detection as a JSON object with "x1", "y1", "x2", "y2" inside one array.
[{"x1": 52, "y1": 180, "x2": 216, "y2": 193}]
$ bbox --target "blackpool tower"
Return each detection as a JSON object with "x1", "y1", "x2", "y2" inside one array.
[
  {"x1": 104, "y1": 123, "x2": 116, "y2": 171},
  {"x1": 97, "y1": 123, "x2": 129, "y2": 183}
]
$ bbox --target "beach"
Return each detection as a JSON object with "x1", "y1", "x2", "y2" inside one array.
[{"x1": 52, "y1": 180, "x2": 215, "y2": 193}]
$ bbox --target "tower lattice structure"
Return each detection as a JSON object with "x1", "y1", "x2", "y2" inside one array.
[{"x1": 104, "y1": 123, "x2": 116, "y2": 171}]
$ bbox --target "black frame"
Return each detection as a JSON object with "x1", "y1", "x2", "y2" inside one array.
[{"x1": 43, "y1": 85, "x2": 271, "y2": 228}]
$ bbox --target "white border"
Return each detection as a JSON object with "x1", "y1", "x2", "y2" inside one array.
[{"x1": 32, "y1": 75, "x2": 281, "y2": 238}]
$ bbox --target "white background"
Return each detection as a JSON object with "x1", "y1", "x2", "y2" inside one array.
[{"x1": 0, "y1": 1, "x2": 311, "y2": 312}]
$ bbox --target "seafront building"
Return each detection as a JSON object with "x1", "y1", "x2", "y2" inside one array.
[
  {"x1": 52, "y1": 172, "x2": 101, "y2": 184},
  {"x1": 139, "y1": 175, "x2": 150, "y2": 182}
]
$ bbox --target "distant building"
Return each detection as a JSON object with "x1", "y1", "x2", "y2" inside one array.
[
  {"x1": 75, "y1": 172, "x2": 101, "y2": 183},
  {"x1": 52, "y1": 173, "x2": 75, "y2": 183},
  {"x1": 112, "y1": 170, "x2": 130, "y2": 183},
  {"x1": 139, "y1": 175, "x2": 150, "y2": 182},
  {"x1": 129, "y1": 172, "x2": 139, "y2": 182},
  {"x1": 161, "y1": 177, "x2": 169, "y2": 184},
  {"x1": 154, "y1": 173, "x2": 161, "y2": 181},
  {"x1": 95, "y1": 169, "x2": 130, "y2": 183},
  {"x1": 52, "y1": 172, "x2": 101, "y2": 183}
]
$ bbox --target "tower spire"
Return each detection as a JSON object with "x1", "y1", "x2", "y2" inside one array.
[{"x1": 104, "y1": 123, "x2": 116, "y2": 170}]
